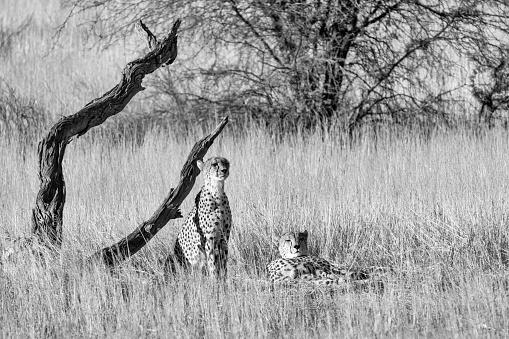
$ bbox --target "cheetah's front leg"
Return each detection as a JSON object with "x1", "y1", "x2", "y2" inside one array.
[
  {"x1": 204, "y1": 231, "x2": 218, "y2": 276},
  {"x1": 216, "y1": 237, "x2": 228, "y2": 278}
]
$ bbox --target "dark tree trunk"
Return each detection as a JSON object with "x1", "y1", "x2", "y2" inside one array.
[
  {"x1": 32, "y1": 20, "x2": 181, "y2": 248},
  {"x1": 321, "y1": 2, "x2": 359, "y2": 122}
]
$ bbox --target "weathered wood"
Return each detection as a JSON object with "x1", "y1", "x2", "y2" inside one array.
[
  {"x1": 89, "y1": 117, "x2": 229, "y2": 266},
  {"x1": 32, "y1": 20, "x2": 181, "y2": 247}
]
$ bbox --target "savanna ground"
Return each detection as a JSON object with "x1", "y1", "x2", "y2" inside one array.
[{"x1": 1, "y1": 1, "x2": 509, "y2": 338}]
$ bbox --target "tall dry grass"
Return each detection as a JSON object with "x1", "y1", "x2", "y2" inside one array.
[
  {"x1": 2, "y1": 127, "x2": 509, "y2": 338},
  {"x1": 1, "y1": 0, "x2": 509, "y2": 338}
]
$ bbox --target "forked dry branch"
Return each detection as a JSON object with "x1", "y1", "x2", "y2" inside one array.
[{"x1": 31, "y1": 19, "x2": 181, "y2": 248}]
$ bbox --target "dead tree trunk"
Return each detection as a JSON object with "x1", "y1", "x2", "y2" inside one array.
[
  {"x1": 89, "y1": 117, "x2": 229, "y2": 266},
  {"x1": 32, "y1": 20, "x2": 181, "y2": 247}
]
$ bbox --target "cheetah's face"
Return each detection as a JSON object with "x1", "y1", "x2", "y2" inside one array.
[
  {"x1": 278, "y1": 231, "x2": 309, "y2": 259},
  {"x1": 198, "y1": 156, "x2": 230, "y2": 183}
]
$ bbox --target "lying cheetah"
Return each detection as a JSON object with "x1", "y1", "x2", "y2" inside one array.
[
  {"x1": 172, "y1": 156, "x2": 232, "y2": 278},
  {"x1": 267, "y1": 230, "x2": 370, "y2": 286}
]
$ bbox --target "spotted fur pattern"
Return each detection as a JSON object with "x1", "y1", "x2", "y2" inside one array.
[
  {"x1": 174, "y1": 156, "x2": 232, "y2": 277},
  {"x1": 267, "y1": 231, "x2": 369, "y2": 286}
]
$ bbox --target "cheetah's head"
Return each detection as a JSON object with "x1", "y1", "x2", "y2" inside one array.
[
  {"x1": 277, "y1": 230, "x2": 309, "y2": 259},
  {"x1": 198, "y1": 156, "x2": 230, "y2": 185}
]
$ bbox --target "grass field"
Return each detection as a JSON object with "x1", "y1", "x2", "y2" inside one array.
[{"x1": 2, "y1": 1, "x2": 509, "y2": 338}]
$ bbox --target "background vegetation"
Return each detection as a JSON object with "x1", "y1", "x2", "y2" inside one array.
[
  {"x1": 1, "y1": 0, "x2": 509, "y2": 338},
  {"x1": 66, "y1": 0, "x2": 509, "y2": 132}
]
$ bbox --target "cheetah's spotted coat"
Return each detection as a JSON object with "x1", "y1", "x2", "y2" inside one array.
[
  {"x1": 267, "y1": 231, "x2": 370, "y2": 286},
  {"x1": 173, "y1": 156, "x2": 232, "y2": 277}
]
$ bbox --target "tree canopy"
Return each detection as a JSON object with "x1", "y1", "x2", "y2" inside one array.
[{"x1": 65, "y1": 0, "x2": 509, "y2": 131}]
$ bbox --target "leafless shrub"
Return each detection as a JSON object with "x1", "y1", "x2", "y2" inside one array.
[
  {"x1": 0, "y1": 79, "x2": 48, "y2": 145},
  {"x1": 470, "y1": 45, "x2": 509, "y2": 128},
  {"x1": 0, "y1": 17, "x2": 32, "y2": 58}
]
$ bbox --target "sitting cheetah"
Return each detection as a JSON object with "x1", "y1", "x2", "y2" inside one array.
[
  {"x1": 172, "y1": 156, "x2": 232, "y2": 278},
  {"x1": 267, "y1": 230, "x2": 370, "y2": 286}
]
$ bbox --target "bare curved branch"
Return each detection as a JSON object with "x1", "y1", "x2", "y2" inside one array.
[{"x1": 32, "y1": 19, "x2": 181, "y2": 247}]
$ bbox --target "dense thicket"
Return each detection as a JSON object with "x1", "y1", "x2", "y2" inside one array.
[{"x1": 64, "y1": 0, "x2": 509, "y2": 132}]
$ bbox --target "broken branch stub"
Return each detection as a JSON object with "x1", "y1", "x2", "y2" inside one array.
[
  {"x1": 90, "y1": 117, "x2": 229, "y2": 267},
  {"x1": 31, "y1": 19, "x2": 181, "y2": 247}
]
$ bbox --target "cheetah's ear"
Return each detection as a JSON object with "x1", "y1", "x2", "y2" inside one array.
[{"x1": 197, "y1": 160, "x2": 205, "y2": 171}]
